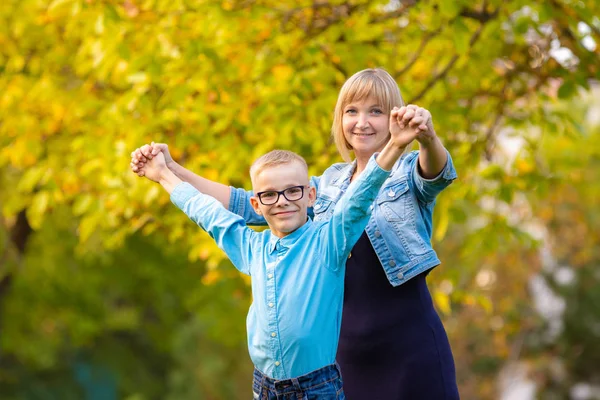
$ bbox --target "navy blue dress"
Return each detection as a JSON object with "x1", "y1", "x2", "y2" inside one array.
[{"x1": 337, "y1": 232, "x2": 460, "y2": 399}]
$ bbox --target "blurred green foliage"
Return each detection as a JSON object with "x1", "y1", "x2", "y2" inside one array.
[{"x1": 1, "y1": 0, "x2": 599, "y2": 398}]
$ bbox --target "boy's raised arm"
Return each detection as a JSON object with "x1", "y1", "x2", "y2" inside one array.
[
  {"x1": 137, "y1": 151, "x2": 254, "y2": 275},
  {"x1": 132, "y1": 143, "x2": 231, "y2": 206}
]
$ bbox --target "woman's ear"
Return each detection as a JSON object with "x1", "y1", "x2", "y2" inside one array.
[{"x1": 308, "y1": 186, "x2": 317, "y2": 207}]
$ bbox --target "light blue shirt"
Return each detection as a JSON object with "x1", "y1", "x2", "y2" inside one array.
[{"x1": 170, "y1": 155, "x2": 390, "y2": 379}]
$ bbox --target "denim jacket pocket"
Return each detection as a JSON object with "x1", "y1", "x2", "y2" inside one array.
[
  {"x1": 376, "y1": 179, "x2": 411, "y2": 222},
  {"x1": 312, "y1": 197, "x2": 334, "y2": 222}
]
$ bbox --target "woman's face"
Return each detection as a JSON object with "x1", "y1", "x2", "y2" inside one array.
[{"x1": 342, "y1": 96, "x2": 390, "y2": 159}]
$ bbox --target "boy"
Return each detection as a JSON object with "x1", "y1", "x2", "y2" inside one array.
[{"x1": 138, "y1": 121, "x2": 407, "y2": 398}]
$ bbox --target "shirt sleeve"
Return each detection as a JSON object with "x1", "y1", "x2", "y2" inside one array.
[
  {"x1": 408, "y1": 150, "x2": 458, "y2": 205},
  {"x1": 171, "y1": 182, "x2": 256, "y2": 275},
  {"x1": 228, "y1": 174, "x2": 322, "y2": 223},
  {"x1": 320, "y1": 154, "x2": 390, "y2": 272}
]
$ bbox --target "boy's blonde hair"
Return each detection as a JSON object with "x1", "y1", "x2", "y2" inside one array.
[
  {"x1": 332, "y1": 68, "x2": 405, "y2": 162},
  {"x1": 250, "y1": 150, "x2": 308, "y2": 186}
]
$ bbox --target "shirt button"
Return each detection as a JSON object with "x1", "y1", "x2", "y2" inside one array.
[
  {"x1": 388, "y1": 190, "x2": 395, "y2": 197},
  {"x1": 375, "y1": 230, "x2": 381, "y2": 237},
  {"x1": 275, "y1": 361, "x2": 280, "y2": 366},
  {"x1": 370, "y1": 204, "x2": 374, "y2": 210},
  {"x1": 267, "y1": 273, "x2": 273, "y2": 279},
  {"x1": 271, "y1": 332, "x2": 277, "y2": 337},
  {"x1": 348, "y1": 252, "x2": 352, "y2": 259},
  {"x1": 389, "y1": 260, "x2": 396, "y2": 267},
  {"x1": 397, "y1": 272, "x2": 404, "y2": 280},
  {"x1": 268, "y1": 302, "x2": 274, "y2": 308}
]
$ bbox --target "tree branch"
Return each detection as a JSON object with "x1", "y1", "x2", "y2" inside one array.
[
  {"x1": 409, "y1": 23, "x2": 486, "y2": 103},
  {"x1": 394, "y1": 30, "x2": 439, "y2": 81}
]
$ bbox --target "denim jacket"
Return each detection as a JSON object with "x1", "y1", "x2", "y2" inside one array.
[{"x1": 229, "y1": 150, "x2": 457, "y2": 287}]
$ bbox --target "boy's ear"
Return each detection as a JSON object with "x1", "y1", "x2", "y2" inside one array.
[
  {"x1": 250, "y1": 196, "x2": 262, "y2": 215},
  {"x1": 307, "y1": 186, "x2": 317, "y2": 207}
]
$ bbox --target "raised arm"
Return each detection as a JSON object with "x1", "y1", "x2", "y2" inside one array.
[
  {"x1": 393, "y1": 105, "x2": 457, "y2": 204},
  {"x1": 394, "y1": 105, "x2": 448, "y2": 178},
  {"x1": 323, "y1": 107, "x2": 419, "y2": 269},
  {"x1": 131, "y1": 143, "x2": 231, "y2": 207},
  {"x1": 137, "y1": 150, "x2": 255, "y2": 275},
  {"x1": 131, "y1": 143, "x2": 322, "y2": 225}
]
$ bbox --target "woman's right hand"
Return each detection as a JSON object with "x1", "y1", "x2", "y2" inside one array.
[{"x1": 130, "y1": 142, "x2": 173, "y2": 177}]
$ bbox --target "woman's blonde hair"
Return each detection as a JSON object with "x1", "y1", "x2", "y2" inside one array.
[{"x1": 332, "y1": 68, "x2": 405, "y2": 162}]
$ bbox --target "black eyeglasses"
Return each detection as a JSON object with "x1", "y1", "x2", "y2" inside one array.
[{"x1": 256, "y1": 185, "x2": 309, "y2": 205}]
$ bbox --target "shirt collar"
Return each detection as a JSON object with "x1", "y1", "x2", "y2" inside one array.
[
  {"x1": 332, "y1": 159, "x2": 357, "y2": 187},
  {"x1": 267, "y1": 218, "x2": 312, "y2": 254}
]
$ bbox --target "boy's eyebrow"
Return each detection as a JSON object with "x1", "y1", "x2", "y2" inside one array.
[{"x1": 255, "y1": 182, "x2": 306, "y2": 192}]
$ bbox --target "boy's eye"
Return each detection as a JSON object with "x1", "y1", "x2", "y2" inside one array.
[
  {"x1": 287, "y1": 187, "x2": 302, "y2": 195},
  {"x1": 261, "y1": 192, "x2": 277, "y2": 199}
]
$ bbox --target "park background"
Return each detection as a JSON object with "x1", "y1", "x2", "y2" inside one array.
[{"x1": 1, "y1": 0, "x2": 599, "y2": 398}]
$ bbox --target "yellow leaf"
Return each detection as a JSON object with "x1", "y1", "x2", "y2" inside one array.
[
  {"x1": 434, "y1": 199, "x2": 449, "y2": 241},
  {"x1": 27, "y1": 191, "x2": 51, "y2": 229},
  {"x1": 433, "y1": 289, "x2": 451, "y2": 315},
  {"x1": 272, "y1": 65, "x2": 293, "y2": 82}
]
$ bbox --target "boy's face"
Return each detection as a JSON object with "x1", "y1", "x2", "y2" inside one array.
[{"x1": 250, "y1": 161, "x2": 316, "y2": 239}]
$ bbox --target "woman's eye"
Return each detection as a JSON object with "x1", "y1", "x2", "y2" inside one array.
[
  {"x1": 372, "y1": 109, "x2": 383, "y2": 115},
  {"x1": 344, "y1": 109, "x2": 357, "y2": 114}
]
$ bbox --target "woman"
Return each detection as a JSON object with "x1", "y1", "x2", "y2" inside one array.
[{"x1": 132, "y1": 68, "x2": 459, "y2": 399}]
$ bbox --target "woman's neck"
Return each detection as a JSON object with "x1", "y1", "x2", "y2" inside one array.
[{"x1": 351, "y1": 153, "x2": 373, "y2": 182}]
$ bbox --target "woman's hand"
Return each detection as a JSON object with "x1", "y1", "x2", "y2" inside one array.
[{"x1": 389, "y1": 105, "x2": 437, "y2": 148}]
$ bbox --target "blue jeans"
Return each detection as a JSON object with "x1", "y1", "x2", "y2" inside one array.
[{"x1": 252, "y1": 363, "x2": 345, "y2": 400}]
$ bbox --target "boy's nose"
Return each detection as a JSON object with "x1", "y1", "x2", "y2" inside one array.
[{"x1": 275, "y1": 195, "x2": 289, "y2": 206}]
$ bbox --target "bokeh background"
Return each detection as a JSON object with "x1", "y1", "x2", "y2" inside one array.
[{"x1": 1, "y1": 0, "x2": 599, "y2": 398}]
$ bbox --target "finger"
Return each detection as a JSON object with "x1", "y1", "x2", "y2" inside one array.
[
  {"x1": 395, "y1": 107, "x2": 409, "y2": 128},
  {"x1": 141, "y1": 144, "x2": 153, "y2": 158},
  {"x1": 396, "y1": 106, "x2": 407, "y2": 119},
  {"x1": 408, "y1": 116, "x2": 425, "y2": 128},
  {"x1": 131, "y1": 163, "x2": 138, "y2": 172},
  {"x1": 401, "y1": 109, "x2": 416, "y2": 123},
  {"x1": 134, "y1": 148, "x2": 144, "y2": 160},
  {"x1": 154, "y1": 143, "x2": 168, "y2": 156}
]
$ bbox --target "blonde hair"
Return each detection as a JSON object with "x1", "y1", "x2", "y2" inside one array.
[
  {"x1": 250, "y1": 150, "x2": 308, "y2": 186},
  {"x1": 332, "y1": 68, "x2": 405, "y2": 162}
]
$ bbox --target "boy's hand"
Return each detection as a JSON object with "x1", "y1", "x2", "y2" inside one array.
[
  {"x1": 141, "y1": 151, "x2": 169, "y2": 183},
  {"x1": 130, "y1": 142, "x2": 173, "y2": 176},
  {"x1": 389, "y1": 105, "x2": 437, "y2": 148}
]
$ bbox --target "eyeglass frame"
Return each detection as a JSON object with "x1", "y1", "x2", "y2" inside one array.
[{"x1": 255, "y1": 185, "x2": 311, "y2": 206}]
